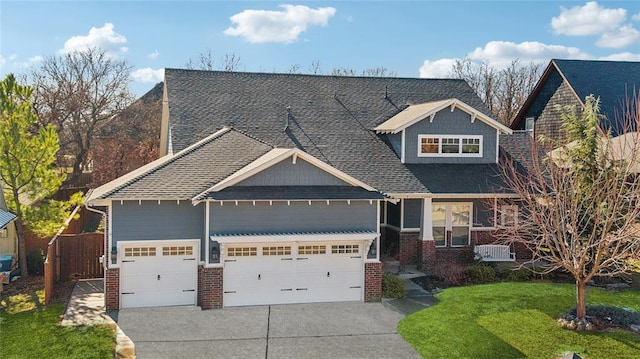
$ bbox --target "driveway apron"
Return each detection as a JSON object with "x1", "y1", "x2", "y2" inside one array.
[{"x1": 116, "y1": 302, "x2": 421, "y2": 359}]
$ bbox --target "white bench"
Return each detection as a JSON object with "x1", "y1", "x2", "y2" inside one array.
[{"x1": 474, "y1": 245, "x2": 516, "y2": 262}]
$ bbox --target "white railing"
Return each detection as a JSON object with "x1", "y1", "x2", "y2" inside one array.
[{"x1": 474, "y1": 244, "x2": 516, "y2": 262}]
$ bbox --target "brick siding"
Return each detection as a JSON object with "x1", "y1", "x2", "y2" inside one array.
[
  {"x1": 105, "y1": 268, "x2": 120, "y2": 311},
  {"x1": 398, "y1": 232, "x2": 419, "y2": 265},
  {"x1": 198, "y1": 266, "x2": 223, "y2": 309},
  {"x1": 364, "y1": 262, "x2": 382, "y2": 302},
  {"x1": 419, "y1": 240, "x2": 436, "y2": 273}
]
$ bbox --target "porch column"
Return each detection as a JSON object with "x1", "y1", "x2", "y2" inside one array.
[
  {"x1": 420, "y1": 197, "x2": 433, "y2": 241},
  {"x1": 419, "y1": 197, "x2": 436, "y2": 273}
]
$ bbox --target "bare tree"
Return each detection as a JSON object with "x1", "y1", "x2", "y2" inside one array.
[
  {"x1": 91, "y1": 83, "x2": 162, "y2": 186},
  {"x1": 450, "y1": 58, "x2": 541, "y2": 125},
  {"x1": 186, "y1": 51, "x2": 242, "y2": 72},
  {"x1": 30, "y1": 48, "x2": 133, "y2": 186},
  {"x1": 308, "y1": 60, "x2": 322, "y2": 75},
  {"x1": 497, "y1": 95, "x2": 640, "y2": 321},
  {"x1": 331, "y1": 66, "x2": 397, "y2": 77}
]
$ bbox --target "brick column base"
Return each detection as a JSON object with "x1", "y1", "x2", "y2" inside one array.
[
  {"x1": 364, "y1": 262, "x2": 383, "y2": 302},
  {"x1": 105, "y1": 268, "x2": 120, "y2": 311},
  {"x1": 198, "y1": 266, "x2": 223, "y2": 309},
  {"x1": 419, "y1": 240, "x2": 436, "y2": 274},
  {"x1": 399, "y1": 232, "x2": 419, "y2": 265}
]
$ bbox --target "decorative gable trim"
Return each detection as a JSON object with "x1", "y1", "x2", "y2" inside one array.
[
  {"x1": 193, "y1": 148, "x2": 379, "y2": 201},
  {"x1": 374, "y1": 98, "x2": 512, "y2": 135}
]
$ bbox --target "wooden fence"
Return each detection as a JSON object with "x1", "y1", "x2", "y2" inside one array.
[{"x1": 44, "y1": 206, "x2": 104, "y2": 304}]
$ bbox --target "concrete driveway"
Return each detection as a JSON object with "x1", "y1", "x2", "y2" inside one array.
[{"x1": 117, "y1": 302, "x2": 421, "y2": 359}]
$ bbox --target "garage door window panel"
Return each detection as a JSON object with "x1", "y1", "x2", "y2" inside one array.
[
  {"x1": 331, "y1": 244, "x2": 359, "y2": 254},
  {"x1": 124, "y1": 247, "x2": 157, "y2": 257},
  {"x1": 263, "y1": 246, "x2": 292, "y2": 256},
  {"x1": 163, "y1": 245, "x2": 194, "y2": 256},
  {"x1": 298, "y1": 245, "x2": 326, "y2": 255},
  {"x1": 228, "y1": 247, "x2": 257, "y2": 257}
]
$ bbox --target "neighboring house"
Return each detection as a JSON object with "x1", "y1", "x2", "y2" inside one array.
[
  {"x1": 0, "y1": 190, "x2": 18, "y2": 282},
  {"x1": 87, "y1": 70, "x2": 519, "y2": 310},
  {"x1": 511, "y1": 59, "x2": 640, "y2": 143}
]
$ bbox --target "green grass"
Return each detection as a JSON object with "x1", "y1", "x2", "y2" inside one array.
[
  {"x1": 0, "y1": 288, "x2": 115, "y2": 359},
  {"x1": 398, "y1": 282, "x2": 640, "y2": 359}
]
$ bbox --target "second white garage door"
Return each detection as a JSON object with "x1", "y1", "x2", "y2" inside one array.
[
  {"x1": 120, "y1": 240, "x2": 198, "y2": 309},
  {"x1": 223, "y1": 242, "x2": 364, "y2": 307}
]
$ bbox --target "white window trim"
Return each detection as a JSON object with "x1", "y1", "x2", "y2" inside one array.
[
  {"x1": 431, "y1": 202, "x2": 473, "y2": 247},
  {"x1": 418, "y1": 134, "x2": 483, "y2": 157}
]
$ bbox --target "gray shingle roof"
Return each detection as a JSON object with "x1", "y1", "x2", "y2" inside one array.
[
  {"x1": 102, "y1": 129, "x2": 272, "y2": 199},
  {"x1": 205, "y1": 186, "x2": 385, "y2": 201},
  {"x1": 553, "y1": 59, "x2": 640, "y2": 128},
  {"x1": 404, "y1": 164, "x2": 513, "y2": 194},
  {"x1": 165, "y1": 69, "x2": 494, "y2": 194}
]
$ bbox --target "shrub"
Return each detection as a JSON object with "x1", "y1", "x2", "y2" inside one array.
[
  {"x1": 465, "y1": 264, "x2": 496, "y2": 284},
  {"x1": 434, "y1": 263, "x2": 468, "y2": 286},
  {"x1": 382, "y1": 274, "x2": 406, "y2": 298},
  {"x1": 504, "y1": 267, "x2": 531, "y2": 282},
  {"x1": 26, "y1": 250, "x2": 45, "y2": 275}
]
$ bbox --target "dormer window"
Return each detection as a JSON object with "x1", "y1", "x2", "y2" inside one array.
[{"x1": 418, "y1": 135, "x2": 482, "y2": 157}]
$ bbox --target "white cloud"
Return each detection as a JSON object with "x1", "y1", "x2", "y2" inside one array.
[
  {"x1": 61, "y1": 23, "x2": 127, "y2": 55},
  {"x1": 551, "y1": 1, "x2": 626, "y2": 36},
  {"x1": 551, "y1": 2, "x2": 639, "y2": 49},
  {"x1": 131, "y1": 67, "x2": 164, "y2": 83},
  {"x1": 633, "y1": 13, "x2": 640, "y2": 21},
  {"x1": 599, "y1": 52, "x2": 640, "y2": 61},
  {"x1": 148, "y1": 50, "x2": 159, "y2": 60},
  {"x1": 419, "y1": 58, "x2": 458, "y2": 78},
  {"x1": 467, "y1": 41, "x2": 590, "y2": 68},
  {"x1": 595, "y1": 25, "x2": 640, "y2": 48},
  {"x1": 224, "y1": 4, "x2": 336, "y2": 44}
]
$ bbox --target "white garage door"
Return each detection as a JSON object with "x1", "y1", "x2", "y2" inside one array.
[
  {"x1": 223, "y1": 242, "x2": 364, "y2": 307},
  {"x1": 120, "y1": 240, "x2": 198, "y2": 308}
]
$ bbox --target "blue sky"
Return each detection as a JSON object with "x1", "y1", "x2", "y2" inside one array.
[{"x1": 1, "y1": 1, "x2": 639, "y2": 96}]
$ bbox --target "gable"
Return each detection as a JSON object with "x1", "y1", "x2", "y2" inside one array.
[{"x1": 236, "y1": 157, "x2": 349, "y2": 187}]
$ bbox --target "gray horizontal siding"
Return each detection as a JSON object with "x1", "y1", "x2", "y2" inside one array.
[
  {"x1": 404, "y1": 107, "x2": 497, "y2": 164},
  {"x1": 111, "y1": 201, "x2": 205, "y2": 259},
  {"x1": 237, "y1": 158, "x2": 348, "y2": 186},
  {"x1": 210, "y1": 200, "x2": 377, "y2": 234}
]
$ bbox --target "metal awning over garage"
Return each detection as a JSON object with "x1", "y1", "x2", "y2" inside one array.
[{"x1": 210, "y1": 230, "x2": 378, "y2": 244}]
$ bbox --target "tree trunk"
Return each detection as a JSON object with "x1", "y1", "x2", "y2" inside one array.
[
  {"x1": 576, "y1": 280, "x2": 587, "y2": 319},
  {"x1": 15, "y1": 218, "x2": 29, "y2": 278}
]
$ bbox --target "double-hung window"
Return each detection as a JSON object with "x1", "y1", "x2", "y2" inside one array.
[
  {"x1": 431, "y1": 203, "x2": 472, "y2": 247},
  {"x1": 419, "y1": 135, "x2": 482, "y2": 157}
]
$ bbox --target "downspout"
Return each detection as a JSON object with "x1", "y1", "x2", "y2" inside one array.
[{"x1": 84, "y1": 189, "x2": 109, "y2": 270}]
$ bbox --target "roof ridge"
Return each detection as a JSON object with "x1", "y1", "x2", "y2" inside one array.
[
  {"x1": 227, "y1": 126, "x2": 276, "y2": 149},
  {"x1": 164, "y1": 68, "x2": 470, "y2": 82}
]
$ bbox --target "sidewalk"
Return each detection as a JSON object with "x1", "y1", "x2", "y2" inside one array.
[
  {"x1": 382, "y1": 263, "x2": 439, "y2": 315},
  {"x1": 61, "y1": 279, "x2": 115, "y2": 326}
]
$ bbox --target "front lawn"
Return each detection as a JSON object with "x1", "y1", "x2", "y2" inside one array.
[
  {"x1": 399, "y1": 282, "x2": 640, "y2": 359},
  {"x1": 0, "y1": 280, "x2": 115, "y2": 359}
]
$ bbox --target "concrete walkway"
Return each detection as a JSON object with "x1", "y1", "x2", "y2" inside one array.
[
  {"x1": 61, "y1": 279, "x2": 115, "y2": 327},
  {"x1": 382, "y1": 263, "x2": 439, "y2": 315}
]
